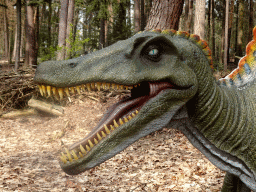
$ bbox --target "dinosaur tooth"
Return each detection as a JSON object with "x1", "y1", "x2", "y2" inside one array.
[
  {"x1": 124, "y1": 117, "x2": 128, "y2": 122},
  {"x1": 81, "y1": 85, "x2": 86, "y2": 92},
  {"x1": 86, "y1": 83, "x2": 91, "y2": 91},
  {"x1": 135, "y1": 110, "x2": 139, "y2": 114},
  {"x1": 65, "y1": 148, "x2": 73, "y2": 162},
  {"x1": 113, "y1": 119, "x2": 119, "y2": 128},
  {"x1": 79, "y1": 152, "x2": 83, "y2": 158},
  {"x1": 102, "y1": 82, "x2": 106, "y2": 89},
  {"x1": 70, "y1": 87, "x2": 75, "y2": 94},
  {"x1": 52, "y1": 87, "x2": 58, "y2": 100},
  {"x1": 106, "y1": 83, "x2": 110, "y2": 89},
  {"x1": 101, "y1": 131, "x2": 106, "y2": 137},
  {"x1": 64, "y1": 87, "x2": 70, "y2": 96},
  {"x1": 88, "y1": 139, "x2": 94, "y2": 147},
  {"x1": 86, "y1": 145, "x2": 90, "y2": 151},
  {"x1": 80, "y1": 144, "x2": 87, "y2": 154},
  {"x1": 60, "y1": 152, "x2": 67, "y2": 164},
  {"x1": 97, "y1": 133, "x2": 102, "y2": 140},
  {"x1": 128, "y1": 115, "x2": 132, "y2": 120},
  {"x1": 132, "y1": 113, "x2": 136, "y2": 117},
  {"x1": 120, "y1": 85, "x2": 124, "y2": 90},
  {"x1": 71, "y1": 150, "x2": 78, "y2": 160},
  {"x1": 116, "y1": 84, "x2": 119, "y2": 90},
  {"x1": 76, "y1": 86, "x2": 81, "y2": 94},
  {"x1": 125, "y1": 86, "x2": 129, "y2": 90},
  {"x1": 41, "y1": 85, "x2": 46, "y2": 96},
  {"x1": 38, "y1": 85, "x2": 44, "y2": 96},
  {"x1": 112, "y1": 83, "x2": 115, "y2": 89},
  {"x1": 58, "y1": 88, "x2": 64, "y2": 100},
  {"x1": 97, "y1": 82, "x2": 101, "y2": 91},
  {"x1": 46, "y1": 86, "x2": 51, "y2": 96},
  {"x1": 119, "y1": 118, "x2": 124, "y2": 125},
  {"x1": 91, "y1": 83, "x2": 95, "y2": 90},
  {"x1": 94, "y1": 138, "x2": 98, "y2": 144},
  {"x1": 110, "y1": 125, "x2": 115, "y2": 130},
  {"x1": 104, "y1": 124, "x2": 110, "y2": 134}
]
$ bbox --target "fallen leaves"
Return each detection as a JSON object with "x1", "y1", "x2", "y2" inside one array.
[{"x1": 0, "y1": 97, "x2": 225, "y2": 191}]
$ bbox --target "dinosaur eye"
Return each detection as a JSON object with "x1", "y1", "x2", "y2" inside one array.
[
  {"x1": 144, "y1": 45, "x2": 162, "y2": 62},
  {"x1": 69, "y1": 63, "x2": 78, "y2": 68},
  {"x1": 148, "y1": 49, "x2": 159, "y2": 56}
]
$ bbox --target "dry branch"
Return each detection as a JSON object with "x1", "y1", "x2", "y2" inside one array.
[
  {"x1": 28, "y1": 98, "x2": 64, "y2": 116},
  {"x1": 0, "y1": 108, "x2": 37, "y2": 118}
]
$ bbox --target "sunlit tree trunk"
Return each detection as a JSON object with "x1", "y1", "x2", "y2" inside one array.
[
  {"x1": 194, "y1": 0, "x2": 206, "y2": 39},
  {"x1": 65, "y1": 0, "x2": 74, "y2": 59},
  {"x1": 210, "y1": 0, "x2": 215, "y2": 60},
  {"x1": 14, "y1": 0, "x2": 21, "y2": 72},
  {"x1": 145, "y1": 0, "x2": 185, "y2": 30},
  {"x1": 48, "y1": 0, "x2": 52, "y2": 52},
  {"x1": 57, "y1": 0, "x2": 69, "y2": 60},
  {"x1": 237, "y1": 0, "x2": 244, "y2": 57},
  {"x1": 3, "y1": 0, "x2": 11, "y2": 64},
  {"x1": 224, "y1": 0, "x2": 229, "y2": 72}
]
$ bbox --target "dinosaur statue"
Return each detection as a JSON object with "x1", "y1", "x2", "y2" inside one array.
[{"x1": 34, "y1": 27, "x2": 256, "y2": 192}]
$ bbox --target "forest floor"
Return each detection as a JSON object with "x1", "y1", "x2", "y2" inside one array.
[{"x1": 0, "y1": 67, "x2": 225, "y2": 192}]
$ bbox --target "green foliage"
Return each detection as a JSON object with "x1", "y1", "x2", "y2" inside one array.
[
  {"x1": 65, "y1": 26, "x2": 90, "y2": 59},
  {"x1": 39, "y1": 46, "x2": 60, "y2": 62}
]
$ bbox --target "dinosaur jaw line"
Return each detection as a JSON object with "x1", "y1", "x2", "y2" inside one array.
[{"x1": 37, "y1": 80, "x2": 191, "y2": 174}]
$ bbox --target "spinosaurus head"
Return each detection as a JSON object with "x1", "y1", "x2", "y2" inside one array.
[{"x1": 34, "y1": 29, "x2": 213, "y2": 175}]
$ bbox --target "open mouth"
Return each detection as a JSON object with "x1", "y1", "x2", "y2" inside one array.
[{"x1": 37, "y1": 80, "x2": 184, "y2": 167}]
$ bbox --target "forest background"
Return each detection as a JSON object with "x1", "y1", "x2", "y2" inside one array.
[{"x1": 0, "y1": 0, "x2": 255, "y2": 73}]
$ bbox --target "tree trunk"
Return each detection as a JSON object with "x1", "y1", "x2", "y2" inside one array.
[
  {"x1": 26, "y1": 1, "x2": 37, "y2": 67},
  {"x1": 237, "y1": 0, "x2": 244, "y2": 57},
  {"x1": 141, "y1": 0, "x2": 145, "y2": 31},
  {"x1": 145, "y1": 0, "x2": 185, "y2": 30},
  {"x1": 186, "y1": 0, "x2": 194, "y2": 33},
  {"x1": 184, "y1": 0, "x2": 189, "y2": 30},
  {"x1": 65, "y1": 0, "x2": 75, "y2": 59},
  {"x1": 207, "y1": 0, "x2": 211, "y2": 43},
  {"x1": 48, "y1": 0, "x2": 52, "y2": 52},
  {"x1": 210, "y1": 0, "x2": 215, "y2": 60},
  {"x1": 234, "y1": 0, "x2": 239, "y2": 55},
  {"x1": 224, "y1": 0, "x2": 229, "y2": 72},
  {"x1": 12, "y1": 26, "x2": 17, "y2": 61},
  {"x1": 3, "y1": 0, "x2": 11, "y2": 65},
  {"x1": 248, "y1": 0, "x2": 254, "y2": 41},
  {"x1": 14, "y1": 0, "x2": 21, "y2": 72},
  {"x1": 144, "y1": 0, "x2": 152, "y2": 24},
  {"x1": 228, "y1": 0, "x2": 234, "y2": 63},
  {"x1": 57, "y1": 0, "x2": 69, "y2": 60},
  {"x1": 194, "y1": 0, "x2": 206, "y2": 39},
  {"x1": 134, "y1": 0, "x2": 141, "y2": 32},
  {"x1": 99, "y1": 19, "x2": 105, "y2": 49},
  {"x1": 220, "y1": 0, "x2": 226, "y2": 65},
  {"x1": 35, "y1": 6, "x2": 39, "y2": 65}
]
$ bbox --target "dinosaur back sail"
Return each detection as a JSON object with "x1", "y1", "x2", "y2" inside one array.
[{"x1": 219, "y1": 26, "x2": 256, "y2": 87}]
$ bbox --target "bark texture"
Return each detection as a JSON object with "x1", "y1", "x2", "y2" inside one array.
[
  {"x1": 194, "y1": 0, "x2": 206, "y2": 39},
  {"x1": 57, "y1": 0, "x2": 69, "y2": 60},
  {"x1": 145, "y1": 0, "x2": 185, "y2": 30}
]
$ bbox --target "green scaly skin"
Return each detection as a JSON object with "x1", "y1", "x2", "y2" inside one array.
[{"x1": 34, "y1": 31, "x2": 256, "y2": 191}]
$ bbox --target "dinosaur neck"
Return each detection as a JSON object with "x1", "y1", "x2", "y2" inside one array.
[{"x1": 186, "y1": 59, "x2": 256, "y2": 175}]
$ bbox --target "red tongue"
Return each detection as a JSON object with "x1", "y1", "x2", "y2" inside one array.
[{"x1": 149, "y1": 82, "x2": 174, "y2": 96}]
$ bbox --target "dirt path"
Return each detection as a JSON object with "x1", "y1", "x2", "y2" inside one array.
[{"x1": 0, "y1": 96, "x2": 224, "y2": 192}]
